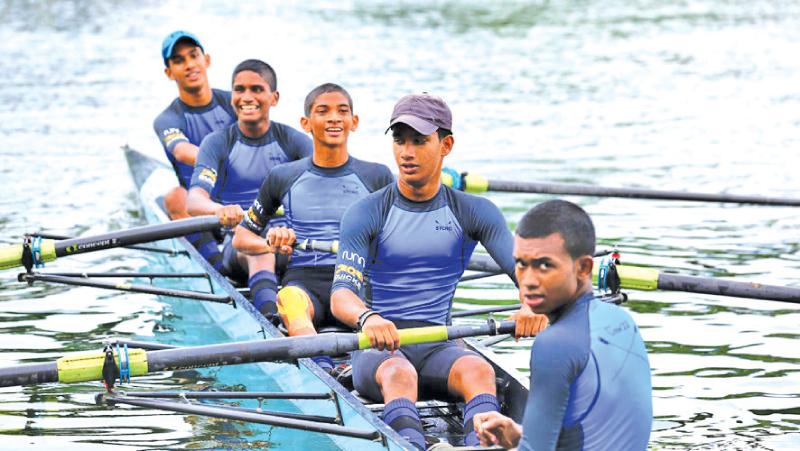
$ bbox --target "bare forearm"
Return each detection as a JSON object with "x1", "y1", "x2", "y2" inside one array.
[
  {"x1": 331, "y1": 289, "x2": 369, "y2": 328},
  {"x1": 232, "y1": 226, "x2": 269, "y2": 255},
  {"x1": 173, "y1": 142, "x2": 199, "y2": 166},
  {"x1": 187, "y1": 188, "x2": 222, "y2": 216}
]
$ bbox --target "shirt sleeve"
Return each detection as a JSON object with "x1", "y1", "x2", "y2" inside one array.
[
  {"x1": 153, "y1": 107, "x2": 189, "y2": 155},
  {"x1": 189, "y1": 131, "x2": 227, "y2": 194},
  {"x1": 241, "y1": 168, "x2": 282, "y2": 235},
  {"x1": 518, "y1": 334, "x2": 582, "y2": 451},
  {"x1": 468, "y1": 196, "x2": 517, "y2": 284},
  {"x1": 284, "y1": 126, "x2": 313, "y2": 160},
  {"x1": 331, "y1": 197, "x2": 381, "y2": 297}
]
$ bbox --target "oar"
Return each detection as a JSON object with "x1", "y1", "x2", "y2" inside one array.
[
  {"x1": 0, "y1": 216, "x2": 220, "y2": 271},
  {"x1": 466, "y1": 255, "x2": 800, "y2": 303},
  {"x1": 441, "y1": 170, "x2": 800, "y2": 206},
  {"x1": 0, "y1": 320, "x2": 515, "y2": 388}
]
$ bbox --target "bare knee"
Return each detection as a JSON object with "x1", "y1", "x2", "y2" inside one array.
[
  {"x1": 448, "y1": 356, "x2": 496, "y2": 399},
  {"x1": 377, "y1": 358, "x2": 418, "y2": 402}
]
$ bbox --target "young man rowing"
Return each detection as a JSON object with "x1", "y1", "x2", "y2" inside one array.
[
  {"x1": 473, "y1": 200, "x2": 653, "y2": 450},
  {"x1": 187, "y1": 59, "x2": 312, "y2": 315},
  {"x1": 232, "y1": 83, "x2": 393, "y2": 372},
  {"x1": 153, "y1": 30, "x2": 235, "y2": 269},
  {"x1": 330, "y1": 93, "x2": 548, "y2": 449}
]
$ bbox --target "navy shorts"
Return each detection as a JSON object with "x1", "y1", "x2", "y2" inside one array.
[
  {"x1": 219, "y1": 228, "x2": 290, "y2": 284},
  {"x1": 281, "y1": 266, "x2": 341, "y2": 327},
  {"x1": 352, "y1": 320, "x2": 480, "y2": 402}
]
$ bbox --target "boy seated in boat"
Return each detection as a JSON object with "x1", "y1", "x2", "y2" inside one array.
[
  {"x1": 232, "y1": 83, "x2": 393, "y2": 373},
  {"x1": 329, "y1": 93, "x2": 549, "y2": 449},
  {"x1": 153, "y1": 30, "x2": 235, "y2": 269},
  {"x1": 473, "y1": 200, "x2": 653, "y2": 450},
  {"x1": 187, "y1": 59, "x2": 312, "y2": 316}
]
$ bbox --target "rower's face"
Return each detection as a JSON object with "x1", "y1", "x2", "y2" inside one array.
[
  {"x1": 513, "y1": 233, "x2": 591, "y2": 314},
  {"x1": 164, "y1": 42, "x2": 210, "y2": 93},
  {"x1": 232, "y1": 70, "x2": 278, "y2": 124},
  {"x1": 391, "y1": 124, "x2": 452, "y2": 188},
  {"x1": 301, "y1": 91, "x2": 358, "y2": 148}
]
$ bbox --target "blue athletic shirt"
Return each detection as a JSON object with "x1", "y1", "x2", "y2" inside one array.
[
  {"x1": 190, "y1": 122, "x2": 313, "y2": 209},
  {"x1": 331, "y1": 184, "x2": 516, "y2": 324},
  {"x1": 153, "y1": 89, "x2": 236, "y2": 188},
  {"x1": 240, "y1": 157, "x2": 394, "y2": 268},
  {"x1": 519, "y1": 292, "x2": 652, "y2": 451}
]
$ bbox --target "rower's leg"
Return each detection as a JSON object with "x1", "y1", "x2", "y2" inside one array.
[
  {"x1": 448, "y1": 355, "x2": 499, "y2": 446},
  {"x1": 244, "y1": 253, "x2": 278, "y2": 317},
  {"x1": 276, "y1": 286, "x2": 334, "y2": 372},
  {"x1": 376, "y1": 358, "x2": 425, "y2": 451},
  {"x1": 165, "y1": 186, "x2": 223, "y2": 270}
]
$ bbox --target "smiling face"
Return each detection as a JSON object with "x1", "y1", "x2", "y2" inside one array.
[
  {"x1": 391, "y1": 123, "x2": 452, "y2": 191},
  {"x1": 231, "y1": 70, "x2": 278, "y2": 132},
  {"x1": 164, "y1": 41, "x2": 210, "y2": 94},
  {"x1": 513, "y1": 232, "x2": 593, "y2": 315},
  {"x1": 301, "y1": 91, "x2": 358, "y2": 149}
]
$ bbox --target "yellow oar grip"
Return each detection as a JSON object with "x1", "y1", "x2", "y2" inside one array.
[
  {"x1": 356, "y1": 326, "x2": 449, "y2": 350},
  {"x1": 593, "y1": 264, "x2": 660, "y2": 291},
  {"x1": 56, "y1": 349, "x2": 148, "y2": 383},
  {"x1": 0, "y1": 241, "x2": 56, "y2": 270},
  {"x1": 463, "y1": 173, "x2": 489, "y2": 194}
]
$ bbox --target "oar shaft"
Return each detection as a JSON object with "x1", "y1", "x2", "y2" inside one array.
[
  {"x1": 54, "y1": 216, "x2": 220, "y2": 258},
  {"x1": 657, "y1": 273, "x2": 800, "y2": 304},
  {"x1": 446, "y1": 172, "x2": 800, "y2": 206},
  {"x1": 0, "y1": 216, "x2": 220, "y2": 271},
  {"x1": 0, "y1": 321, "x2": 515, "y2": 388}
]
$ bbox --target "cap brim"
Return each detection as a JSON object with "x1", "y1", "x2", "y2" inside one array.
[
  {"x1": 164, "y1": 36, "x2": 201, "y2": 64},
  {"x1": 385, "y1": 115, "x2": 438, "y2": 135}
]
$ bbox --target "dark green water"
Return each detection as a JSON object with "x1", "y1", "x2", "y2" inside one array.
[{"x1": 0, "y1": 1, "x2": 798, "y2": 449}]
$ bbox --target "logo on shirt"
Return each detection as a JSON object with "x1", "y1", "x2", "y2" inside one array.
[
  {"x1": 334, "y1": 264, "x2": 363, "y2": 290},
  {"x1": 434, "y1": 219, "x2": 454, "y2": 232},
  {"x1": 341, "y1": 250, "x2": 365, "y2": 267},
  {"x1": 342, "y1": 182, "x2": 359, "y2": 195},
  {"x1": 246, "y1": 207, "x2": 262, "y2": 227},
  {"x1": 198, "y1": 168, "x2": 217, "y2": 186},
  {"x1": 162, "y1": 128, "x2": 187, "y2": 147}
]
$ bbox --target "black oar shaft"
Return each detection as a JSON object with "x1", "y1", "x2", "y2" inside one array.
[
  {"x1": 54, "y1": 216, "x2": 219, "y2": 258},
  {"x1": 0, "y1": 321, "x2": 515, "y2": 388},
  {"x1": 34, "y1": 233, "x2": 186, "y2": 256},
  {"x1": 105, "y1": 395, "x2": 382, "y2": 441},
  {"x1": 484, "y1": 179, "x2": 800, "y2": 206},
  {"x1": 19, "y1": 273, "x2": 232, "y2": 304},
  {"x1": 658, "y1": 274, "x2": 800, "y2": 304}
]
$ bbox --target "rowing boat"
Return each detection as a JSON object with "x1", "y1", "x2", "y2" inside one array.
[{"x1": 122, "y1": 146, "x2": 530, "y2": 449}]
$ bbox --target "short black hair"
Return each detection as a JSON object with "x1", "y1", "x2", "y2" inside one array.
[
  {"x1": 231, "y1": 59, "x2": 277, "y2": 91},
  {"x1": 304, "y1": 83, "x2": 353, "y2": 116},
  {"x1": 437, "y1": 128, "x2": 452, "y2": 140},
  {"x1": 516, "y1": 200, "x2": 595, "y2": 259}
]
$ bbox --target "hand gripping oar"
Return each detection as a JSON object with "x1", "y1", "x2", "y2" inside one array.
[
  {"x1": 0, "y1": 320, "x2": 515, "y2": 388},
  {"x1": 440, "y1": 169, "x2": 800, "y2": 206},
  {"x1": 0, "y1": 216, "x2": 220, "y2": 271},
  {"x1": 467, "y1": 254, "x2": 800, "y2": 304}
]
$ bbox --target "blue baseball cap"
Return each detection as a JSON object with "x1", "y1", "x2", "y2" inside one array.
[{"x1": 161, "y1": 30, "x2": 203, "y2": 66}]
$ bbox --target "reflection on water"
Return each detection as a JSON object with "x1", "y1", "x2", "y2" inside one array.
[{"x1": 1, "y1": 0, "x2": 799, "y2": 449}]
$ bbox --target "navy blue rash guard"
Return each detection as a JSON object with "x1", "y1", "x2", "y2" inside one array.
[
  {"x1": 153, "y1": 89, "x2": 236, "y2": 188},
  {"x1": 520, "y1": 292, "x2": 653, "y2": 451},
  {"x1": 331, "y1": 184, "x2": 516, "y2": 324},
  {"x1": 241, "y1": 156, "x2": 394, "y2": 268},
  {"x1": 190, "y1": 122, "x2": 312, "y2": 209}
]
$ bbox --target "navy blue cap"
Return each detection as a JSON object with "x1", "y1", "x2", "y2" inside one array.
[
  {"x1": 387, "y1": 93, "x2": 452, "y2": 135},
  {"x1": 161, "y1": 30, "x2": 203, "y2": 66}
]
